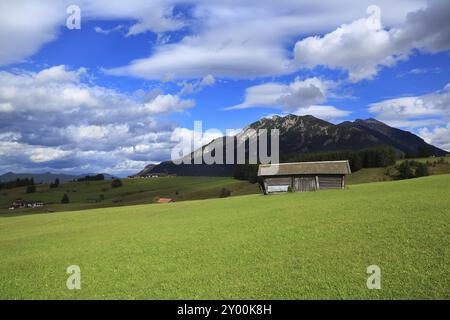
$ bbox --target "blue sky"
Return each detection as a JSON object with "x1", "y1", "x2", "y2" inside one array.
[{"x1": 0, "y1": 0, "x2": 449, "y2": 176}]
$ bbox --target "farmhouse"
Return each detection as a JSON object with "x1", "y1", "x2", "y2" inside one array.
[
  {"x1": 9, "y1": 199, "x2": 44, "y2": 210},
  {"x1": 258, "y1": 160, "x2": 351, "y2": 194}
]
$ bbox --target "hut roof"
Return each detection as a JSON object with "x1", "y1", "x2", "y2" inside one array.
[
  {"x1": 258, "y1": 160, "x2": 351, "y2": 176},
  {"x1": 157, "y1": 197, "x2": 173, "y2": 203}
]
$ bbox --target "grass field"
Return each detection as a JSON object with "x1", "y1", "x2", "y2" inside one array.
[
  {"x1": 0, "y1": 176, "x2": 258, "y2": 215},
  {"x1": 345, "y1": 156, "x2": 450, "y2": 185},
  {"x1": 2, "y1": 156, "x2": 449, "y2": 215},
  {"x1": 0, "y1": 174, "x2": 449, "y2": 299}
]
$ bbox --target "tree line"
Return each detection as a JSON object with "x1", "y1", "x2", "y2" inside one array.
[
  {"x1": 234, "y1": 147, "x2": 398, "y2": 183},
  {"x1": 281, "y1": 147, "x2": 397, "y2": 172},
  {"x1": 0, "y1": 177, "x2": 35, "y2": 190},
  {"x1": 77, "y1": 174, "x2": 105, "y2": 182}
]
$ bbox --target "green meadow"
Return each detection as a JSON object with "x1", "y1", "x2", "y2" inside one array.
[
  {"x1": 0, "y1": 176, "x2": 258, "y2": 214},
  {"x1": 0, "y1": 174, "x2": 449, "y2": 299},
  {"x1": 1, "y1": 156, "x2": 448, "y2": 215}
]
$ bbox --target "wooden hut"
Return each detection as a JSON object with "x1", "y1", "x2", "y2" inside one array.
[{"x1": 258, "y1": 160, "x2": 351, "y2": 194}]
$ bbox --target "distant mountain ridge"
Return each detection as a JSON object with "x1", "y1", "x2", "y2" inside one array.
[
  {"x1": 0, "y1": 172, "x2": 114, "y2": 183},
  {"x1": 136, "y1": 115, "x2": 447, "y2": 177}
]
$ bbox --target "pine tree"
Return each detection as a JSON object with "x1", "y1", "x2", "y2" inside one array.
[{"x1": 61, "y1": 193, "x2": 70, "y2": 204}]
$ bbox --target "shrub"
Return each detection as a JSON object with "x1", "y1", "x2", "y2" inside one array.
[
  {"x1": 61, "y1": 193, "x2": 70, "y2": 204},
  {"x1": 26, "y1": 185, "x2": 36, "y2": 193},
  {"x1": 397, "y1": 160, "x2": 429, "y2": 179},
  {"x1": 111, "y1": 178, "x2": 123, "y2": 188},
  {"x1": 397, "y1": 160, "x2": 414, "y2": 179},
  {"x1": 415, "y1": 163, "x2": 429, "y2": 177},
  {"x1": 219, "y1": 188, "x2": 231, "y2": 198},
  {"x1": 77, "y1": 174, "x2": 105, "y2": 182},
  {"x1": 50, "y1": 178, "x2": 60, "y2": 188}
]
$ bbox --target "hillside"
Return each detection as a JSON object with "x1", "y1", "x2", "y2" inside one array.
[
  {"x1": 0, "y1": 176, "x2": 258, "y2": 214},
  {"x1": 0, "y1": 172, "x2": 78, "y2": 183},
  {"x1": 0, "y1": 172, "x2": 114, "y2": 183},
  {"x1": 0, "y1": 174, "x2": 449, "y2": 299},
  {"x1": 140, "y1": 115, "x2": 447, "y2": 177},
  {"x1": 2, "y1": 156, "x2": 449, "y2": 214}
]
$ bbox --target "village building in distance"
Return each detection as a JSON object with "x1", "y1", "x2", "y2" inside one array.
[
  {"x1": 9, "y1": 199, "x2": 44, "y2": 210},
  {"x1": 258, "y1": 160, "x2": 351, "y2": 194}
]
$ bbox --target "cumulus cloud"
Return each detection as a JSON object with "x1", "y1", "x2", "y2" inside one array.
[
  {"x1": 106, "y1": 0, "x2": 427, "y2": 80},
  {"x1": 419, "y1": 124, "x2": 450, "y2": 151},
  {"x1": 0, "y1": 65, "x2": 194, "y2": 115},
  {"x1": 224, "y1": 77, "x2": 350, "y2": 120},
  {"x1": 2, "y1": 0, "x2": 441, "y2": 81},
  {"x1": 0, "y1": 1, "x2": 64, "y2": 66},
  {"x1": 143, "y1": 94, "x2": 195, "y2": 114},
  {"x1": 368, "y1": 84, "x2": 450, "y2": 123},
  {"x1": 294, "y1": 0, "x2": 450, "y2": 82},
  {"x1": 368, "y1": 83, "x2": 450, "y2": 150},
  {"x1": 225, "y1": 78, "x2": 327, "y2": 110},
  {"x1": 0, "y1": 66, "x2": 196, "y2": 175}
]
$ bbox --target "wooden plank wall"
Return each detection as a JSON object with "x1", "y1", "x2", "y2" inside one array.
[{"x1": 318, "y1": 175, "x2": 343, "y2": 189}]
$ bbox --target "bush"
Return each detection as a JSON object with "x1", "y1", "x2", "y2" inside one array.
[
  {"x1": 111, "y1": 178, "x2": 123, "y2": 188},
  {"x1": 397, "y1": 160, "x2": 429, "y2": 179},
  {"x1": 397, "y1": 160, "x2": 414, "y2": 179},
  {"x1": 26, "y1": 185, "x2": 36, "y2": 193},
  {"x1": 50, "y1": 178, "x2": 60, "y2": 188},
  {"x1": 77, "y1": 174, "x2": 105, "y2": 182},
  {"x1": 415, "y1": 163, "x2": 429, "y2": 177},
  {"x1": 219, "y1": 188, "x2": 231, "y2": 198},
  {"x1": 61, "y1": 193, "x2": 70, "y2": 204}
]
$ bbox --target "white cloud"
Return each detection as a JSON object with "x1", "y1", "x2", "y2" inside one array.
[
  {"x1": 293, "y1": 105, "x2": 351, "y2": 121},
  {"x1": 0, "y1": 0, "x2": 187, "y2": 66},
  {"x1": 94, "y1": 25, "x2": 125, "y2": 35},
  {"x1": 107, "y1": 43, "x2": 293, "y2": 80},
  {"x1": 124, "y1": 4, "x2": 185, "y2": 36},
  {"x1": 106, "y1": 0, "x2": 428, "y2": 80},
  {"x1": 226, "y1": 77, "x2": 340, "y2": 109},
  {"x1": 0, "y1": 102, "x2": 14, "y2": 113},
  {"x1": 419, "y1": 124, "x2": 450, "y2": 151},
  {"x1": 224, "y1": 77, "x2": 350, "y2": 120},
  {"x1": 368, "y1": 84, "x2": 450, "y2": 123},
  {"x1": 178, "y1": 74, "x2": 216, "y2": 95},
  {"x1": 369, "y1": 84, "x2": 450, "y2": 151},
  {"x1": 0, "y1": 66, "x2": 197, "y2": 175},
  {"x1": 2, "y1": 0, "x2": 441, "y2": 81},
  {"x1": 294, "y1": 1, "x2": 450, "y2": 82},
  {"x1": 0, "y1": 65, "x2": 194, "y2": 115},
  {"x1": 29, "y1": 148, "x2": 72, "y2": 163},
  {"x1": 143, "y1": 94, "x2": 195, "y2": 115},
  {"x1": 0, "y1": 1, "x2": 64, "y2": 66},
  {"x1": 295, "y1": 7, "x2": 400, "y2": 82},
  {"x1": 64, "y1": 124, "x2": 130, "y2": 142}
]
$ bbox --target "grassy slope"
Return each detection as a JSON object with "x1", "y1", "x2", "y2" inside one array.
[
  {"x1": 1, "y1": 157, "x2": 448, "y2": 214},
  {"x1": 0, "y1": 177, "x2": 259, "y2": 214},
  {"x1": 346, "y1": 156, "x2": 450, "y2": 185},
  {"x1": 0, "y1": 175, "x2": 449, "y2": 299}
]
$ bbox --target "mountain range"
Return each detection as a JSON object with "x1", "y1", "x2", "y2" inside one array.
[{"x1": 135, "y1": 115, "x2": 448, "y2": 177}]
